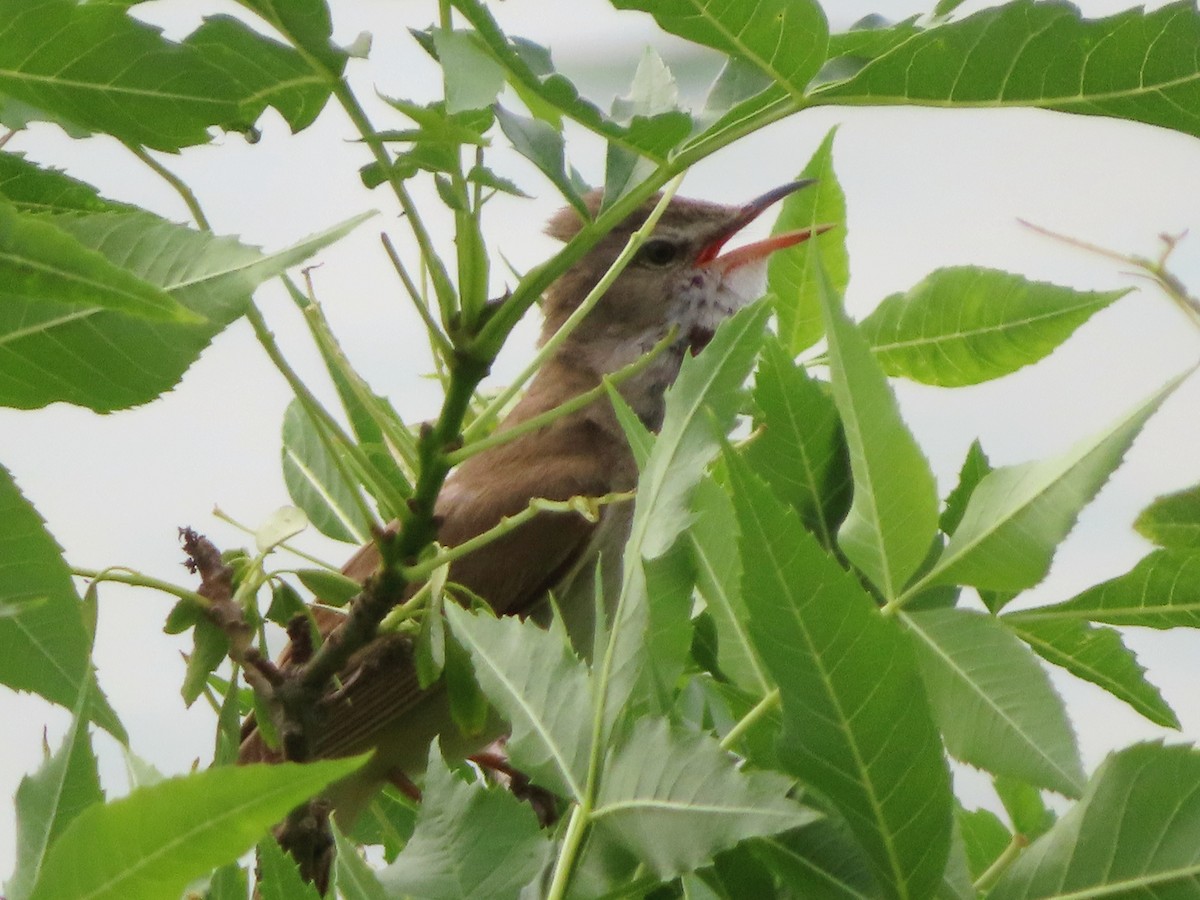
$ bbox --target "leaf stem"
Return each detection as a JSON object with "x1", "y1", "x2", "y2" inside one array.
[
  {"x1": 464, "y1": 173, "x2": 686, "y2": 441},
  {"x1": 380, "y1": 231, "x2": 455, "y2": 362},
  {"x1": 125, "y1": 143, "x2": 211, "y2": 230},
  {"x1": 72, "y1": 566, "x2": 209, "y2": 608},
  {"x1": 546, "y1": 803, "x2": 590, "y2": 900},
  {"x1": 973, "y1": 832, "x2": 1028, "y2": 892},
  {"x1": 719, "y1": 688, "x2": 780, "y2": 751}
]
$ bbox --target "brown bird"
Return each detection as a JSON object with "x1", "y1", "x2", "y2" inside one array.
[{"x1": 239, "y1": 181, "x2": 826, "y2": 822}]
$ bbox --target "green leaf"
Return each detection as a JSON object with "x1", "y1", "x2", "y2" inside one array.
[
  {"x1": 205, "y1": 862, "x2": 249, "y2": 900},
  {"x1": 1007, "y1": 548, "x2": 1200, "y2": 630},
  {"x1": 990, "y1": 742, "x2": 1200, "y2": 899},
  {"x1": 332, "y1": 823, "x2": 390, "y2": 900},
  {"x1": 7, "y1": 680, "x2": 103, "y2": 900},
  {"x1": 917, "y1": 370, "x2": 1191, "y2": 594},
  {"x1": 255, "y1": 837, "x2": 322, "y2": 900},
  {"x1": 940, "y1": 440, "x2": 992, "y2": 536},
  {"x1": 444, "y1": 603, "x2": 591, "y2": 801},
  {"x1": 433, "y1": 29, "x2": 505, "y2": 113},
  {"x1": 955, "y1": 805, "x2": 1012, "y2": 881},
  {"x1": 750, "y1": 817, "x2": 880, "y2": 899},
  {"x1": 745, "y1": 336, "x2": 849, "y2": 549},
  {"x1": 26, "y1": 757, "x2": 365, "y2": 900},
  {"x1": 379, "y1": 742, "x2": 549, "y2": 900},
  {"x1": 495, "y1": 106, "x2": 589, "y2": 214},
  {"x1": 0, "y1": 0, "x2": 335, "y2": 150},
  {"x1": 594, "y1": 717, "x2": 815, "y2": 880},
  {"x1": 610, "y1": 0, "x2": 828, "y2": 101},
  {"x1": 181, "y1": 617, "x2": 230, "y2": 708},
  {"x1": 0, "y1": 153, "x2": 133, "y2": 215},
  {"x1": 348, "y1": 787, "x2": 417, "y2": 863},
  {"x1": 1005, "y1": 616, "x2": 1179, "y2": 729},
  {"x1": 859, "y1": 268, "x2": 1125, "y2": 387},
  {"x1": 604, "y1": 302, "x2": 768, "y2": 731},
  {"x1": 295, "y1": 569, "x2": 361, "y2": 607},
  {"x1": 1135, "y1": 482, "x2": 1200, "y2": 549},
  {"x1": 688, "y1": 477, "x2": 769, "y2": 694},
  {"x1": 992, "y1": 775, "x2": 1056, "y2": 841},
  {"x1": 769, "y1": 128, "x2": 848, "y2": 354},
  {"x1": 281, "y1": 400, "x2": 371, "y2": 544},
  {"x1": 0, "y1": 203, "x2": 198, "y2": 323},
  {"x1": 232, "y1": 0, "x2": 347, "y2": 74},
  {"x1": 0, "y1": 209, "x2": 371, "y2": 411},
  {"x1": 903, "y1": 608, "x2": 1085, "y2": 797},
  {"x1": 0, "y1": 464, "x2": 123, "y2": 738},
  {"x1": 818, "y1": 263, "x2": 938, "y2": 601},
  {"x1": 726, "y1": 449, "x2": 952, "y2": 900},
  {"x1": 816, "y1": 2, "x2": 1200, "y2": 142}
]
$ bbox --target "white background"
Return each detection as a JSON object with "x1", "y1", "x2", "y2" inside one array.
[{"x1": 2, "y1": 0, "x2": 1199, "y2": 877}]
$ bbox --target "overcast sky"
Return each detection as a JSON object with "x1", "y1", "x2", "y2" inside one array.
[{"x1": 2, "y1": 0, "x2": 1198, "y2": 877}]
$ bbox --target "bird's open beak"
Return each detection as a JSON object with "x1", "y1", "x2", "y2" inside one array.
[{"x1": 696, "y1": 179, "x2": 835, "y2": 271}]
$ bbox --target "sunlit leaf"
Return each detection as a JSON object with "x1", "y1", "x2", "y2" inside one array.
[
  {"x1": 917, "y1": 371, "x2": 1191, "y2": 593},
  {"x1": 1135, "y1": 482, "x2": 1200, "y2": 549},
  {"x1": 26, "y1": 758, "x2": 365, "y2": 900},
  {"x1": 818, "y1": 263, "x2": 939, "y2": 600},
  {"x1": 769, "y1": 128, "x2": 848, "y2": 354},
  {"x1": 0, "y1": 464, "x2": 123, "y2": 738},
  {"x1": 859, "y1": 268, "x2": 1125, "y2": 387},
  {"x1": 816, "y1": 2, "x2": 1200, "y2": 142},
  {"x1": 1007, "y1": 548, "x2": 1200, "y2": 629}
]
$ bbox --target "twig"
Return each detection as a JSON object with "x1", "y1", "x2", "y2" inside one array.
[{"x1": 1019, "y1": 218, "x2": 1200, "y2": 331}]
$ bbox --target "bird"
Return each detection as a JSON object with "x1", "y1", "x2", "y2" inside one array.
[{"x1": 239, "y1": 181, "x2": 827, "y2": 823}]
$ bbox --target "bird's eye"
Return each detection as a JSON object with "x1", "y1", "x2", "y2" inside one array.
[{"x1": 637, "y1": 238, "x2": 681, "y2": 268}]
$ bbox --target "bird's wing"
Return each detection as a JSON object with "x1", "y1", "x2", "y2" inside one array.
[{"x1": 239, "y1": 420, "x2": 616, "y2": 764}]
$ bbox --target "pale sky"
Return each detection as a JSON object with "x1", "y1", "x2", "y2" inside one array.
[{"x1": 3, "y1": 0, "x2": 1199, "y2": 878}]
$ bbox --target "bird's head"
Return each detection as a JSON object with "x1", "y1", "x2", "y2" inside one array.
[{"x1": 541, "y1": 181, "x2": 830, "y2": 372}]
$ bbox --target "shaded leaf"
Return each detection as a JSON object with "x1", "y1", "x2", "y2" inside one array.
[
  {"x1": 749, "y1": 817, "x2": 880, "y2": 899},
  {"x1": 688, "y1": 477, "x2": 769, "y2": 694},
  {"x1": 494, "y1": 105, "x2": 589, "y2": 214},
  {"x1": 918, "y1": 371, "x2": 1191, "y2": 593},
  {"x1": 6, "y1": 680, "x2": 103, "y2": 900},
  {"x1": 604, "y1": 303, "x2": 768, "y2": 732},
  {"x1": 281, "y1": 400, "x2": 371, "y2": 544},
  {"x1": 940, "y1": 440, "x2": 992, "y2": 536},
  {"x1": 256, "y1": 837, "x2": 321, "y2": 900},
  {"x1": 769, "y1": 128, "x2": 848, "y2": 354},
  {"x1": 26, "y1": 758, "x2": 365, "y2": 900},
  {"x1": 594, "y1": 717, "x2": 815, "y2": 880},
  {"x1": 1005, "y1": 616, "x2": 1178, "y2": 729},
  {"x1": 379, "y1": 743, "x2": 548, "y2": 900},
  {"x1": 433, "y1": 29, "x2": 504, "y2": 114},
  {"x1": 816, "y1": 2, "x2": 1200, "y2": 143},
  {"x1": 903, "y1": 608, "x2": 1085, "y2": 797},
  {"x1": 818, "y1": 263, "x2": 939, "y2": 600},
  {"x1": 332, "y1": 823, "x2": 389, "y2": 900},
  {"x1": 859, "y1": 268, "x2": 1125, "y2": 387},
  {"x1": 991, "y1": 742, "x2": 1200, "y2": 899},
  {"x1": 745, "y1": 336, "x2": 849, "y2": 549},
  {"x1": 956, "y1": 805, "x2": 1012, "y2": 881},
  {"x1": 444, "y1": 604, "x2": 591, "y2": 801},
  {"x1": 727, "y1": 449, "x2": 951, "y2": 900},
  {"x1": 993, "y1": 775, "x2": 1056, "y2": 841}
]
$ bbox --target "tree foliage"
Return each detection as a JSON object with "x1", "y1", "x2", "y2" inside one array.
[{"x1": 3, "y1": 0, "x2": 1200, "y2": 898}]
